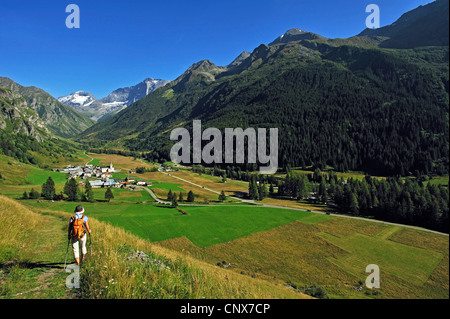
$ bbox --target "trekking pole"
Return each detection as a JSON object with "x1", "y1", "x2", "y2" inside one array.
[
  {"x1": 64, "y1": 237, "x2": 70, "y2": 271},
  {"x1": 89, "y1": 232, "x2": 92, "y2": 256}
]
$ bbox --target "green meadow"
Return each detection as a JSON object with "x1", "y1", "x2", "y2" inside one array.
[
  {"x1": 320, "y1": 230, "x2": 445, "y2": 287},
  {"x1": 90, "y1": 187, "x2": 156, "y2": 202},
  {"x1": 26, "y1": 168, "x2": 69, "y2": 186},
  {"x1": 24, "y1": 200, "x2": 332, "y2": 247}
]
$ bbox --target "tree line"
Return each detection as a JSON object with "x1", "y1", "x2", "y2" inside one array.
[
  {"x1": 21, "y1": 176, "x2": 115, "y2": 203},
  {"x1": 191, "y1": 164, "x2": 448, "y2": 233},
  {"x1": 275, "y1": 170, "x2": 448, "y2": 233}
]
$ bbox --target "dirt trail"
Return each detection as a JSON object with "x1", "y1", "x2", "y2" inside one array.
[{"x1": 7, "y1": 211, "x2": 76, "y2": 298}]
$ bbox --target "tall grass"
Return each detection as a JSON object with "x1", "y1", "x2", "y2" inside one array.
[
  {"x1": 78, "y1": 216, "x2": 308, "y2": 299},
  {"x1": 0, "y1": 196, "x2": 40, "y2": 264}
]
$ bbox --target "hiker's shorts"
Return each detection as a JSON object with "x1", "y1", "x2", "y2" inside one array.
[{"x1": 72, "y1": 235, "x2": 87, "y2": 259}]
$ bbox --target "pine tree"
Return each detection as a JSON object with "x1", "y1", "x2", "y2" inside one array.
[
  {"x1": 248, "y1": 179, "x2": 255, "y2": 199},
  {"x1": 178, "y1": 192, "x2": 184, "y2": 202},
  {"x1": 167, "y1": 189, "x2": 174, "y2": 201},
  {"x1": 344, "y1": 188, "x2": 359, "y2": 216},
  {"x1": 41, "y1": 176, "x2": 56, "y2": 200},
  {"x1": 253, "y1": 181, "x2": 259, "y2": 200},
  {"x1": 248, "y1": 179, "x2": 259, "y2": 200},
  {"x1": 258, "y1": 182, "x2": 267, "y2": 201},
  {"x1": 318, "y1": 179, "x2": 327, "y2": 203},
  {"x1": 64, "y1": 178, "x2": 79, "y2": 201},
  {"x1": 105, "y1": 187, "x2": 114, "y2": 202},
  {"x1": 187, "y1": 190, "x2": 195, "y2": 202},
  {"x1": 219, "y1": 190, "x2": 226, "y2": 202},
  {"x1": 85, "y1": 182, "x2": 95, "y2": 203},
  {"x1": 171, "y1": 196, "x2": 178, "y2": 207}
]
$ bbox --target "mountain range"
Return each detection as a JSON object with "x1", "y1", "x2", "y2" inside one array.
[
  {"x1": 0, "y1": 77, "x2": 94, "y2": 138},
  {"x1": 58, "y1": 78, "x2": 169, "y2": 121},
  {"x1": 80, "y1": 0, "x2": 449, "y2": 176}
]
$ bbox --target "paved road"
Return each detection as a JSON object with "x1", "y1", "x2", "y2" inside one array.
[{"x1": 155, "y1": 171, "x2": 449, "y2": 236}]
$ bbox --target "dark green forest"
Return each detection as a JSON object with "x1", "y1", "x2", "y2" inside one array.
[{"x1": 84, "y1": 44, "x2": 449, "y2": 178}]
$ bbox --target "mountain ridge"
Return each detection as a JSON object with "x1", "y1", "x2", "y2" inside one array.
[
  {"x1": 58, "y1": 78, "x2": 170, "y2": 121},
  {"x1": 358, "y1": 0, "x2": 449, "y2": 48}
]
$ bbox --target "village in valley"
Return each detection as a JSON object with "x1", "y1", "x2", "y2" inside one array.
[{"x1": 53, "y1": 161, "x2": 152, "y2": 189}]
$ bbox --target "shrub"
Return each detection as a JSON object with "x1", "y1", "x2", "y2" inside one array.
[{"x1": 303, "y1": 285, "x2": 328, "y2": 299}]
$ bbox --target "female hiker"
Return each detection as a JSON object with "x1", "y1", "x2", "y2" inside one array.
[{"x1": 68, "y1": 205, "x2": 92, "y2": 265}]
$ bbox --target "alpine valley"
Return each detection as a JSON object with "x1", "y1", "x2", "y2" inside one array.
[{"x1": 0, "y1": 0, "x2": 449, "y2": 302}]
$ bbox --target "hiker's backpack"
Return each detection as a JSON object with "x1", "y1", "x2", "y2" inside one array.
[{"x1": 70, "y1": 215, "x2": 86, "y2": 240}]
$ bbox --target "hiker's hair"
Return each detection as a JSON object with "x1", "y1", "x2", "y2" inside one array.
[{"x1": 75, "y1": 205, "x2": 84, "y2": 213}]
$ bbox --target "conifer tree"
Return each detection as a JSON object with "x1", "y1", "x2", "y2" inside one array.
[
  {"x1": 105, "y1": 187, "x2": 114, "y2": 202},
  {"x1": 42, "y1": 176, "x2": 56, "y2": 200},
  {"x1": 64, "y1": 178, "x2": 79, "y2": 201},
  {"x1": 187, "y1": 190, "x2": 195, "y2": 202},
  {"x1": 219, "y1": 190, "x2": 226, "y2": 202}
]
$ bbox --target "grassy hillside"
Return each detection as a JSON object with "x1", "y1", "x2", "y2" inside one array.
[
  {"x1": 0, "y1": 152, "x2": 90, "y2": 198},
  {"x1": 0, "y1": 195, "x2": 309, "y2": 299},
  {"x1": 157, "y1": 218, "x2": 449, "y2": 299}
]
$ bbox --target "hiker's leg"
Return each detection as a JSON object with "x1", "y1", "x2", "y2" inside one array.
[
  {"x1": 72, "y1": 239, "x2": 80, "y2": 264},
  {"x1": 80, "y1": 235, "x2": 87, "y2": 261}
]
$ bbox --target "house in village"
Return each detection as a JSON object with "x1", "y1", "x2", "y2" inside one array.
[
  {"x1": 101, "y1": 172, "x2": 113, "y2": 179},
  {"x1": 89, "y1": 178, "x2": 116, "y2": 188},
  {"x1": 136, "y1": 180, "x2": 147, "y2": 186},
  {"x1": 113, "y1": 179, "x2": 124, "y2": 188},
  {"x1": 125, "y1": 177, "x2": 135, "y2": 183},
  {"x1": 89, "y1": 180, "x2": 104, "y2": 188}
]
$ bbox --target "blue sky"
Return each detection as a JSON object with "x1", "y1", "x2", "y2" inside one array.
[{"x1": 0, "y1": 0, "x2": 434, "y2": 98}]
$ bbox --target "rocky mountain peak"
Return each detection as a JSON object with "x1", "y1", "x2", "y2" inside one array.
[{"x1": 269, "y1": 28, "x2": 324, "y2": 46}]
